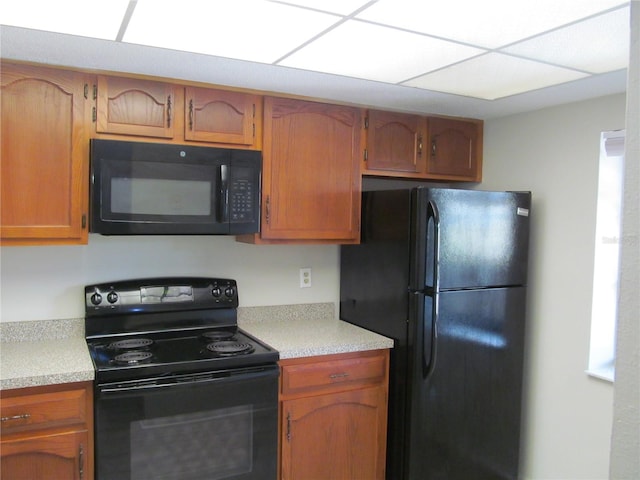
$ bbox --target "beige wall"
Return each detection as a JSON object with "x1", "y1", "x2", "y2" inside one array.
[
  {"x1": 483, "y1": 93, "x2": 626, "y2": 479},
  {"x1": 610, "y1": 1, "x2": 640, "y2": 477}
]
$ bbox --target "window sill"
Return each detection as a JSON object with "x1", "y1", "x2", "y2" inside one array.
[{"x1": 586, "y1": 365, "x2": 615, "y2": 383}]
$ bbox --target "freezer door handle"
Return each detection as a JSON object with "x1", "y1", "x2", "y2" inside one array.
[{"x1": 425, "y1": 200, "x2": 440, "y2": 292}]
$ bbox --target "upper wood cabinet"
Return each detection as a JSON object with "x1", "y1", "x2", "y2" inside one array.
[
  {"x1": 362, "y1": 111, "x2": 483, "y2": 182},
  {"x1": 1, "y1": 62, "x2": 90, "y2": 245},
  {"x1": 252, "y1": 96, "x2": 362, "y2": 244},
  {"x1": 426, "y1": 116, "x2": 483, "y2": 182},
  {"x1": 184, "y1": 87, "x2": 258, "y2": 146},
  {"x1": 364, "y1": 110, "x2": 426, "y2": 174},
  {"x1": 96, "y1": 75, "x2": 176, "y2": 138},
  {"x1": 95, "y1": 76, "x2": 261, "y2": 148}
]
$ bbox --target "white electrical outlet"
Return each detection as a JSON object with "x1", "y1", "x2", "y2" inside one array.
[{"x1": 299, "y1": 267, "x2": 312, "y2": 288}]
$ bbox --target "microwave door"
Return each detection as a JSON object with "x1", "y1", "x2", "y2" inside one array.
[{"x1": 90, "y1": 140, "x2": 230, "y2": 235}]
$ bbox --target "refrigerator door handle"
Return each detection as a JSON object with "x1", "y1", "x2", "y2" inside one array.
[
  {"x1": 422, "y1": 200, "x2": 440, "y2": 379},
  {"x1": 422, "y1": 292, "x2": 438, "y2": 379},
  {"x1": 424, "y1": 200, "x2": 440, "y2": 293}
]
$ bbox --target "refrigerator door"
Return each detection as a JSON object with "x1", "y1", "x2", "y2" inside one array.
[
  {"x1": 411, "y1": 188, "x2": 531, "y2": 291},
  {"x1": 406, "y1": 287, "x2": 527, "y2": 480}
]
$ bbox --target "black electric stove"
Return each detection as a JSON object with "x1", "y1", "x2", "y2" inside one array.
[{"x1": 84, "y1": 277, "x2": 279, "y2": 383}]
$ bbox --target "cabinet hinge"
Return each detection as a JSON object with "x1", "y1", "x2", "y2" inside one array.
[
  {"x1": 286, "y1": 412, "x2": 291, "y2": 442},
  {"x1": 364, "y1": 116, "x2": 369, "y2": 129},
  {"x1": 79, "y1": 443, "x2": 84, "y2": 479}
]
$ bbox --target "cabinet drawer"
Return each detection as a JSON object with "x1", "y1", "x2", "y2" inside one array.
[
  {"x1": 281, "y1": 352, "x2": 387, "y2": 395},
  {"x1": 1, "y1": 386, "x2": 88, "y2": 435}
]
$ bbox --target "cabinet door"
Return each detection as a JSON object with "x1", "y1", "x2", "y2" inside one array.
[
  {"x1": 1, "y1": 63, "x2": 90, "y2": 245},
  {"x1": 1, "y1": 430, "x2": 89, "y2": 480},
  {"x1": 96, "y1": 75, "x2": 175, "y2": 138},
  {"x1": 184, "y1": 87, "x2": 258, "y2": 146},
  {"x1": 365, "y1": 110, "x2": 426, "y2": 173},
  {"x1": 262, "y1": 97, "x2": 362, "y2": 242},
  {"x1": 281, "y1": 386, "x2": 387, "y2": 480},
  {"x1": 426, "y1": 116, "x2": 483, "y2": 181}
]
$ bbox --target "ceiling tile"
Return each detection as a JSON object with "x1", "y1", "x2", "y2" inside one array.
[
  {"x1": 404, "y1": 53, "x2": 589, "y2": 100},
  {"x1": 356, "y1": 0, "x2": 629, "y2": 48},
  {"x1": 278, "y1": 20, "x2": 485, "y2": 83},
  {"x1": 0, "y1": 0, "x2": 130, "y2": 40},
  {"x1": 124, "y1": 0, "x2": 341, "y2": 64},
  {"x1": 503, "y1": 6, "x2": 630, "y2": 73}
]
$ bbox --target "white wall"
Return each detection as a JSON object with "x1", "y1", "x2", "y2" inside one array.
[
  {"x1": 483, "y1": 93, "x2": 627, "y2": 479},
  {"x1": 0, "y1": 235, "x2": 339, "y2": 322}
]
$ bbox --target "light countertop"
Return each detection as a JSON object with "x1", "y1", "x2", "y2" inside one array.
[
  {"x1": 241, "y1": 317, "x2": 393, "y2": 359},
  {"x1": 1, "y1": 304, "x2": 393, "y2": 390},
  {"x1": 0, "y1": 337, "x2": 94, "y2": 390}
]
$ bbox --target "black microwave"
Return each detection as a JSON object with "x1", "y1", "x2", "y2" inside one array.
[{"x1": 90, "y1": 139, "x2": 261, "y2": 235}]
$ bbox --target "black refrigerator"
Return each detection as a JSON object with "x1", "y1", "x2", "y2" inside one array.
[{"x1": 340, "y1": 187, "x2": 531, "y2": 480}]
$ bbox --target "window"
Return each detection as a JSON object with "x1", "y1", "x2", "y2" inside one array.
[{"x1": 588, "y1": 130, "x2": 625, "y2": 382}]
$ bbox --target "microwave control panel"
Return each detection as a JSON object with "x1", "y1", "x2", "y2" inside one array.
[{"x1": 229, "y1": 177, "x2": 256, "y2": 223}]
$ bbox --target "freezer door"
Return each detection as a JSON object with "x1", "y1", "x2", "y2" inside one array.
[
  {"x1": 413, "y1": 188, "x2": 531, "y2": 291},
  {"x1": 406, "y1": 287, "x2": 527, "y2": 480}
]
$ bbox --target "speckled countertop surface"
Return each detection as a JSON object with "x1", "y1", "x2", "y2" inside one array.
[
  {"x1": 0, "y1": 319, "x2": 94, "y2": 390},
  {"x1": 238, "y1": 303, "x2": 394, "y2": 359},
  {"x1": 0, "y1": 303, "x2": 393, "y2": 390}
]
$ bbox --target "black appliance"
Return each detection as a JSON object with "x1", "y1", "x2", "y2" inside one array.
[
  {"x1": 85, "y1": 277, "x2": 279, "y2": 480},
  {"x1": 340, "y1": 187, "x2": 531, "y2": 480},
  {"x1": 90, "y1": 139, "x2": 261, "y2": 235}
]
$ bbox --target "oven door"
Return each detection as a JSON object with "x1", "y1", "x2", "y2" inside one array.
[{"x1": 94, "y1": 365, "x2": 278, "y2": 480}]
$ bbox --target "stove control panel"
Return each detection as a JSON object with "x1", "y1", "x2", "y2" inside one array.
[{"x1": 85, "y1": 277, "x2": 238, "y2": 315}]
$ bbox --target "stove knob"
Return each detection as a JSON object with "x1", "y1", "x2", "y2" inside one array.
[
  {"x1": 90, "y1": 292, "x2": 103, "y2": 305},
  {"x1": 211, "y1": 287, "x2": 222, "y2": 297},
  {"x1": 107, "y1": 291, "x2": 118, "y2": 304},
  {"x1": 224, "y1": 286, "x2": 236, "y2": 298}
]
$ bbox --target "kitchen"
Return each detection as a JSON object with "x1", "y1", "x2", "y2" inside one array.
[{"x1": 1, "y1": 2, "x2": 638, "y2": 480}]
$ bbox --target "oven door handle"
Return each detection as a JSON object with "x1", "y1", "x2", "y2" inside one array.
[{"x1": 98, "y1": 365, "x2": 279, "y2": 395}]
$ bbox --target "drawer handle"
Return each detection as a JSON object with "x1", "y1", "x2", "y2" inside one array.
[
  {"x1": 1, "y1": 413, "x2": 31, "y2": 422},
  {"x1": 329, "y1": 372, "x2": 349, "y2": 379}
]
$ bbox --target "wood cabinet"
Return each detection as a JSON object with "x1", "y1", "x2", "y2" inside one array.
[
  {"x1": 362, "y1": 110, "x2": 483, "y2": 182},
  {"x1": 184, "y1": 87, "x2": 259, "y2": 146},
  {"x1": 426, "y1": 116, "x2": 483, "y2": 181},
  {"x1": 96, "y1": 75, "x2": 176, "y2": 139},
  {"x1": 1, "y1": 62, "x2": 91, "y2": 245},
  {"x1": 95, "y1": 76, "x2": 261, "y2": 148},
  {"x1": 246, "y1": 96, "x2": 362, "y2": 244},
  {"x1": 0, "y1": 382, "x2": 93, "y2": 480},
  {"x1": 364, "y1": 110, "x2": 426, "y2": 174},
  {"x1": 279, "y1": 350, "x2": 389, "y2": 480}
]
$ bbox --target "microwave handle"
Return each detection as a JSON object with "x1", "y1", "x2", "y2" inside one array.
[{"x1": 219, "y1": 165, "x2": 229, "y2": 223}]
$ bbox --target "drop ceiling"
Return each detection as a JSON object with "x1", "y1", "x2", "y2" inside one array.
[{"x1": 0, "y1": 0, "x2": 631, "y2": 119}]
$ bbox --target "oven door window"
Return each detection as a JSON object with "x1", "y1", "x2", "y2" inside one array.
[{"x1": 95, "y1": 367, "x2": 278, "y2": 480}]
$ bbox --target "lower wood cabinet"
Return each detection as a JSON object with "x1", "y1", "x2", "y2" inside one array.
[
  {"x1": 0, "y1": 382, "x2": 93, "y2": 480},
  {"x1": 279, "y1": 350, "x2": 389, "y2": 480}
]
